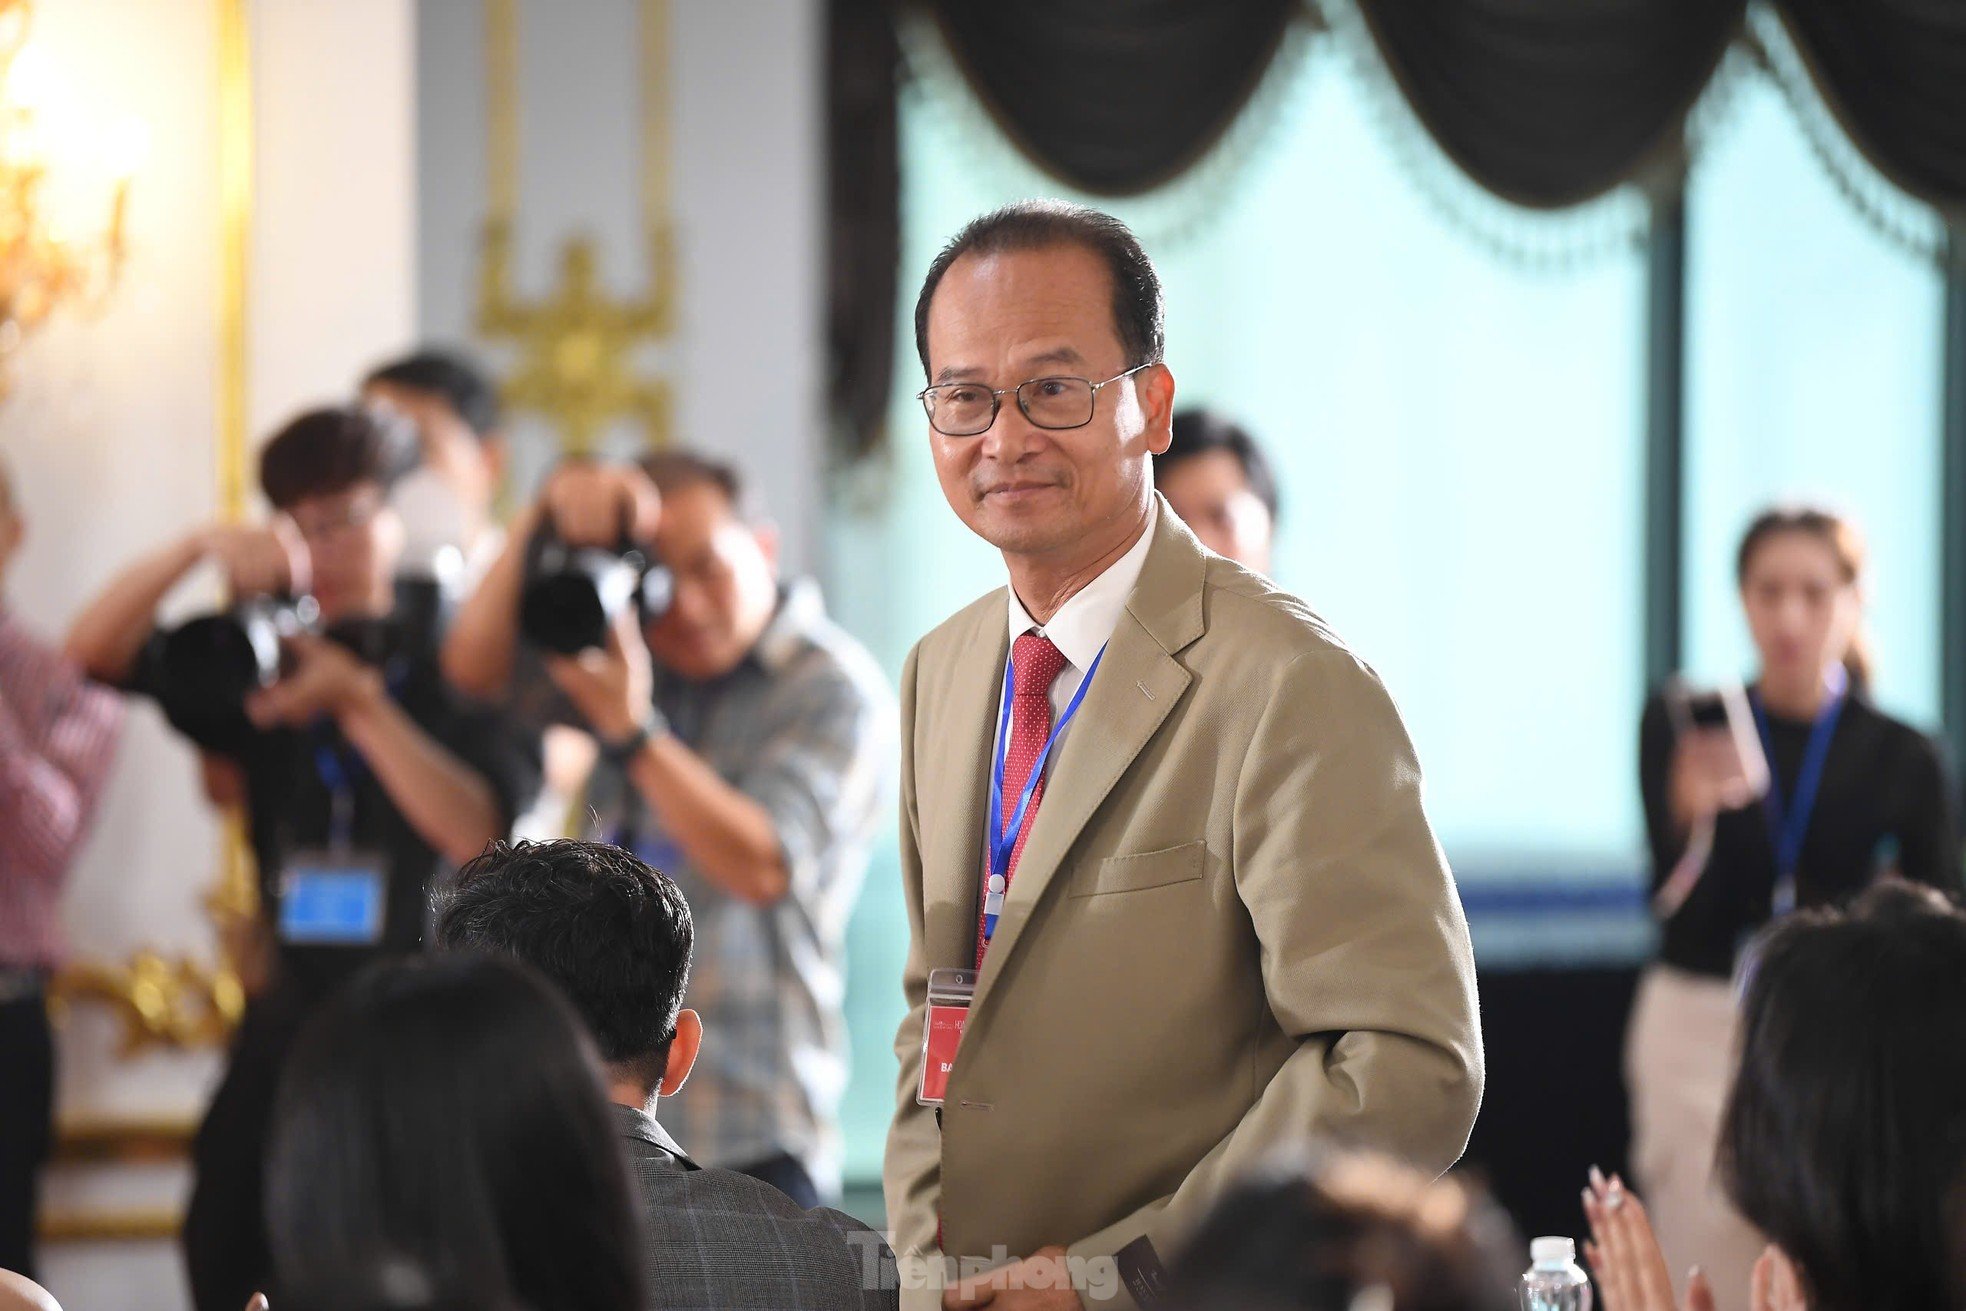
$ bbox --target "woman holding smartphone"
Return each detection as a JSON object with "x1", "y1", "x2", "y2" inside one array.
[{"x1": 1627, "y1": 505, "x2": 1961, "y2": 1309}]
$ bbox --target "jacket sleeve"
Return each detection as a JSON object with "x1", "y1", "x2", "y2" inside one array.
[
  {"x1": 1065, "y1": 645, "x2": 1484, "y2": 1296},
  {"x1": 881, "y1": 642, "x2": 944, "y2": 1291}
]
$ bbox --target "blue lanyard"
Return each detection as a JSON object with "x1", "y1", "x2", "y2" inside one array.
[
  {"x1": 1750, "y1": 667, "x2": 1848, "y2": 916},
  {"x1": 982, "y1": 643, "x2": 1105, "y2": 943},
  {"x1": 313, "y1": 743, "x2": 366, "y2": 852}
]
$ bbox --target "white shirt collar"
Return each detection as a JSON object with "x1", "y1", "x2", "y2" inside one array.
[{"x1": 1005, "y1": 501, "x2": 1158, "y2": 672}]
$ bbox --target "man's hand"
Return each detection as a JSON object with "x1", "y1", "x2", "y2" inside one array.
[
  {"x1": 202, "y1": 520, "x2": 310, "y2": 598},
  {"x1": 244, "y1": 634, "x2": 382, "y2": 730},
  {"x1": 541, "y1": 461, "x2": 662, "y2": 549},
  {"x1": 944, "y1": 1246, "x2": 1082, "y2": 1310},
  {"x1": 545, "y1": 607, "x2": 653, "y2": 743}
]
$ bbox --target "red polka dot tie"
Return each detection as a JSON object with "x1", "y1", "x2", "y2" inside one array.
[{"x1": 976, "y1": 632, "x2": 1070, "y2": 968}]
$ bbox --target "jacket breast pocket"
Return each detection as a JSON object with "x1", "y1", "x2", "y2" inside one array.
[{"x1": 1073, "y1": 839, "x2": 1207, "y2": 898}]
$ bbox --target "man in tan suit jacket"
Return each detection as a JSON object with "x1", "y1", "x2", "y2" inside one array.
[{"x1": 885, "y1": 201, "x2": 1483, "y2": 1310}]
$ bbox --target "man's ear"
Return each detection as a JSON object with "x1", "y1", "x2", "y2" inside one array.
[
  {"x1": 482, "y1": 433, "x2": 509, "y2": 496},
  {"x1": 1142, "y1": 362, "x2": 1177, "y2": 456},
  {"x1": 750, "y1": 521, "x2": 781, "y2": 573},
  {"x1": 657, "y1": 1008, "x2": 703, "y2": 1097}
]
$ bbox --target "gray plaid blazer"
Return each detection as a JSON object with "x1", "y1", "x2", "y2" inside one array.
[{"x1": 614, "y1": 1105, "x2": 898, "y2": 1311}]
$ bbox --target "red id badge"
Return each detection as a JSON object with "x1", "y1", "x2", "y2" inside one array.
[{"x1": 918, "y1": 968, "x2": 978, "y2": 1106}]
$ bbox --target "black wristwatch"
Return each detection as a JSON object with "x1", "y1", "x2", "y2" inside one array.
[{"x1": 600, "y1": 706, "x2": 668, "y2": 764}]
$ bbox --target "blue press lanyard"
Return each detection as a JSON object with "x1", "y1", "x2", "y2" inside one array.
[
  {"x1": 982, "y1": 643, "x2": 1106, "y2": 943},
  {"x1": 313, "y1": 744, "x2": 364, "y2": 853},
  {"x1": 1749, "y1": 666, "x2": 1848, "y2": 916},
  {"x1": 307, "y1": 656, "x2": 408, "y2": 853}
]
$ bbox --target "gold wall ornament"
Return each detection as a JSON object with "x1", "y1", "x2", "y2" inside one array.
[
  {"x1": 473, "y1": 0, "x2": 678, "y2": 456},
  {"x1": 49, "y1": 949, "x2": 243, "y2": 1054},
  {"x1": 0, "y1": 0, "x2": 137, "y2": 394}
]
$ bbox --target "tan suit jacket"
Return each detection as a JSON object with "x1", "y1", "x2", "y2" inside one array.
[{"x1": 883, "y1": 501, "x2": 1483, "y2": 1308}]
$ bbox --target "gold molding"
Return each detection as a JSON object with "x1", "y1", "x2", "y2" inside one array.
[
  {"x1": 38, "y1": 1207, "x2": 182, "y2": 1245},
  {"x1": 474, "y1": 0, "x2": 678, "y2": 456},
  {"x1": 39, "y1": 1116, "x2": 197, "y2": 1245},
  {"x1": 44, "y1": 0, "x2": 258, "y2": 1055},
  {"x1": 217, "y1": 0, "x2": 251, "y2": 522},
  {"x1": 52, "y1": 1114, "x2": 197, "y2": 1166}
]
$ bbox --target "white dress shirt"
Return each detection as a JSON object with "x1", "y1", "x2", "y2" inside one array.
[{"x1": 995, "y1": 500, "x2": 1158, "y2": 771}]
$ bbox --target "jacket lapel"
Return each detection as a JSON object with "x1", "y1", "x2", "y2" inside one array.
[
  {"x1": 972, "y1": 501, "x2": 1207, "y2": 1002},
  {"x1": 921, "y1": 602, "x2": 1010, "y2": 972}
]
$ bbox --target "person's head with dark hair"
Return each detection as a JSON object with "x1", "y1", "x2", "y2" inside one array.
[
  {"x1": 624, "y1": 448, "x2": 781, "y2": 680},
  {"x1": 258, "y1": 405, "x2": 416, "y2": 621},
  {"x1": 362, "y1": 349, "x2": 507, "y2": 558},
  {"x1": 434, "y1": 838, "x2": 701, "y2": 1109},
  {"x1": 914, "y1": 201, "x2": 1177, "y2": 591},
  {"x1": 1170, "y1": 1152, "x2": 1520, "y2": 1311},
  {"x1": 1717, "y1": 879, "x2": 1966, "y2": 1311},
  {"x1": 1734, "y1": 504, "x2": 1871, "y2": 706},
  {"x1": 265, "y1": 953, "x2": 644, "y2": 1311},
  {"x1": 364, "y1": 350, "x2": 502, "y2": 441},
  {"x1": 1156, "y1": 408, "x2": 1279, "y2": 574}
]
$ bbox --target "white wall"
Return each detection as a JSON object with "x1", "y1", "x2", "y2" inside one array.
[
  {"x1": 1, "y1": 1, "x2": 414, "y2": 1303},
  {"x1": 414, "y1": 0, "x2": 825, "y2": 567}
]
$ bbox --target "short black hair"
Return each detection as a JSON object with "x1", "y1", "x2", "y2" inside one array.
[
  {"x1": 914, "y1": 200, "x2": 1164, "y2": 380},
  {"x1": 1161, "y1": 408, "x2": 1280, "y2": 519},
  {"x1": 434, "y1": 840, "x2": 694, "y2": 1087},
  {"x1": 1719, "y1": 880, "x2": 1966, "y2": 1311},
  {"x1": 1169, "y1": 1152, "x2": 1519, "y2": 1311},
  {"x1": 266, "y1": 954, "x2": 643, "y2": 1311},
  {"x1": 258, "y1": 406, "x2": 417, "y2": 511},
  {"x1": 365, "y1": 349, "x2": 503, "y2": 439},
  {"x1": 638, "y1": 448, "x2": 746, "y2": 511}
]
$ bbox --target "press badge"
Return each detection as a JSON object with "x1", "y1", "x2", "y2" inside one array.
[
  {"x1": 277, "y1": 851, "x2": 387, "y2": 946},
  {"x1": 917, "y1": 968, "x2": 977, "y2": 1106}
]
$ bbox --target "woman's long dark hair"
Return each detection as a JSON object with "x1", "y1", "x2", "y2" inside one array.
[
  {"x1": 1719, "y1": 881, "x2": 1966, "y2": 1311},
  {"x1": 1735, "y1": 505, "x2": 1872, "y2": 693},
  {"x1": 265, "y1": 954, "x2": 644, "y2": 1311}
]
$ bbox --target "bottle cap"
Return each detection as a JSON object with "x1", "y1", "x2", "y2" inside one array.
[{"x1": 1531, "y1": 1237, "x2": 1577, "y2": 1268}]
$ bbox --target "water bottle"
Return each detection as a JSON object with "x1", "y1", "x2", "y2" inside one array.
[{"x1": 1519, "y1": 1236, "x2": 1592, "y2": 1311}]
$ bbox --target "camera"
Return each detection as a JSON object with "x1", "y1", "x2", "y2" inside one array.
[
  {"x1": 152, "y1": 595, "x2": 321, "y2": 730},
  {"x1": 520, "y1": 531, "x2": 673, "y2": 655}
]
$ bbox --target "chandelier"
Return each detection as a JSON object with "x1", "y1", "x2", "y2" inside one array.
[{"x1": 0, "y1": 0, "x2": 134, "y2": 378}]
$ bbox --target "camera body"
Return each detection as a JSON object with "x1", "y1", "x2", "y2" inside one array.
[
  {"x1": 519, "y1": 534, "x2": 673, "y2": 655},
  {"x1": 153, "y1": 595, "x2": 322, "y2": 728}
]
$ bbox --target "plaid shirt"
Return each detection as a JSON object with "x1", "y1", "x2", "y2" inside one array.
[
  {"x1": 0, "y1": 609, "x2": 124, "y2": 968},
  {"x1": 583, "y1": 581, "x2": 894, "y2": 1194}
]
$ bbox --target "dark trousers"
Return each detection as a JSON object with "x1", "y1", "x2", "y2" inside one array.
[
  {"x1": 182, "y1": 989, "x2": 307, "y2": 1311},
  {"x1": 735, "y1": 1151, "x2": 821, "y2": 1211},
  {"x1": 0, "y1": 989, "x2": 53, "y2": 1280}
]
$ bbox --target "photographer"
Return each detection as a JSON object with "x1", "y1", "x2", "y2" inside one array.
[
  {"x1": 443, "y1": 451, "x2": 892, "y2": 1208},
  {"x1": 65, "y1": 406, "x2": 540, "y2": 1311}
]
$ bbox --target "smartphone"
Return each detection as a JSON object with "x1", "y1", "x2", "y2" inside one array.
[{"x1": 1663, "y1": 676, "x2": 1771, "y2": 800}]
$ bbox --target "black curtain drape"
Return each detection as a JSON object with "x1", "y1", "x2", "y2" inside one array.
[
  {"x1": 1351, "y1": 0, "x2": 1747, "y2": 209},
  {"x1": 827, "y1": 0, "x2": 903, "y2": 460},
  {"x1": 1770, "y1": 0, "x2": 1966, "y2": 219},
  {"x1": 825, "y1": 0, "x2": 1966, "y2": 460},
  {"x1": 928, "y1": 0, "x2": 1301, "y2": 197}
]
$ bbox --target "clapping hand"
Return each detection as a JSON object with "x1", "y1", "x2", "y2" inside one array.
[{"x1": 1581, "y1": 1169, "x2": 1714, "y2": 1311}]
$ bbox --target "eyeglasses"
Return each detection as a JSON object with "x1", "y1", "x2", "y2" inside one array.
[
  {"x1": 291, "y1": 495, "x2": 385, "y2": 542},
  {"x1": 917, "y1": 363, "x2": 1155, "y2": 437}
]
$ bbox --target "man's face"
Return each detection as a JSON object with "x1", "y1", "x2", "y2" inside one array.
[
  {"x1": 922, "y1": 244, "x2": 1174, "y2": 561},
  {"x1": 286, "y1": 481, "x2": 403, "y2": 621},
  {"x1": 642, "y1": 482, "x2": 779, "y2": 681},
  {"x1": 1158, "y1": 449, "x2": 1274, "y2": 574}
]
